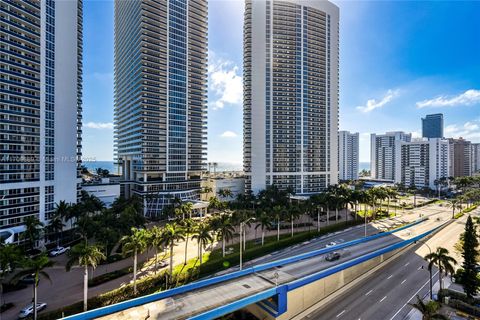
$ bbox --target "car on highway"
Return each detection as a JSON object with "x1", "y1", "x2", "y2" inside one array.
[
  {"x1": 325, "y1": 241, "x2": 337, "y2": 248},
  {"x1": 325, "y1": 252, "x2": 341, "y2": 262},
  {"x1": 158, "y1": 260, "x2": 169, "y2": 268},
  {"x1": 49, "y1": 246, "x2": 69, "y2": 257},
  {"x1": 19, "y1": 302, "x2": 47, "y2": 318},
  {"x1": 19, "y1": 274, "x2": 35, "y2": 285}
]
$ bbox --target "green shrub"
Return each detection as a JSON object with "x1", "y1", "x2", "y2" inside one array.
[
  {"x1": 438, "y1": 288, "x2": 480, "y2": 305},
  {"x1": 448, "y1": 299, "x2": 480, "y2": 316},
  {"x1": 88, "y1": 267, "x2": 132, "y2": 287}
]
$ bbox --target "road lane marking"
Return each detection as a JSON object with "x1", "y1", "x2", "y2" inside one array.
[
  {"x1": 404, "y1": 262, "x2": 410, "y2": 267},
  {"x1": 389, "y1": 270, "x2": 439, "y2": 320},
  {"x1": 401, "y1": 279, "x2": 407, "y2": 284},
  {"x1": 380, "y1": 296, "x2": 387, "y2": 302},
  {"x1": 336, "y1": 310, "x2": 346, "y2": 318},
  {"x1": 387, "y1": 274, "x2": 393, "y2": 279},
  {"x1": 365, "y1": 290, "x2": 373, "y2": 296}
]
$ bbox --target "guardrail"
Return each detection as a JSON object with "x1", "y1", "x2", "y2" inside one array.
[
  {"x1": 62, "y1": 218, "x2": 428, "y2": 320},
  {"x1": 189, "y1": 222, "x2": 445, "y2": 320}
]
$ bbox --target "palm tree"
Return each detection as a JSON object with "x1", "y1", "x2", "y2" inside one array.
[
  {"x1": 425, "y1": 247, "x2": 457, "y2": 291},
  {"x1": 447, "y1": 199, "x2": 462, "y2": 219},
  {"x1": 386, "y1": 187, "x2": 398, "y2": 216},
  {"x1": 121, "y1": 227, "x2": 148, "y2": 295},
  {"x1": 218, "y1": 188, "x2": 233, "y2": 199},
  {"x1": 53, "y1": 200, "x2": 71, "y2": 225},
  {"x1": 400, "y1": 201, "x2": 408, "y2": 214},
  {"x1": 12, "y1": 254, "x2": 53, "y2": 320},
  {"x1": 23, "y1": 216, "x2": 44, "y2": 251},
  {"x1": 148, "y1": 226, "x2": 164, "y2": 274},
  {"x1": 66, "y1": 243, "x2": 105, "y2": 311},
  {"x1": 215, "y1": 214, "x2": 235, "y2": 257},
  {"x1": 192, "y1": 222, "x2": 213, "y2": 265},
  {"x1": 272, "y1": 205, "x2": 284, "y2": 241},
  {"x1": 287, "y1": 205, "x2": 302, "y2": 237},
  {"x1": 161, "y1": 223, "x2": 185, "y2": 275},
  {"x1": 350, "y1": 190, "x2": 362, "y2": 220},
  {"x1": 409, "y1": 295, "x2": 447, "y2": 320},
  {"x1": 48, "y1": 215, "x2": 65, "y2": 247},
  {"x1": 0, "y1": 244, "x2": 23, "y2": 308},
  {"x1": 182, "y1": 202, "x2": 194, "y2": 220},
  {"x1": 179, "y1": 218, "x2": 196, "y2": 264},
  {"x1": 255, "y1": 213, "x2": 272, "y2": 246}
]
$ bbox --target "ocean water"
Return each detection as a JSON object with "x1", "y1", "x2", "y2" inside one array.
[
  {"x1": 82, "y1": 161, "x2": 369, "y2": 174},
  {"x1": 83, "y1": 160, "x2": 117, "y2": 174},
  {"x1": 359, "y1": 162, "x2": 370, "y2": 172}
]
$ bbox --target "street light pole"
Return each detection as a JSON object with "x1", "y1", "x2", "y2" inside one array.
[
  {"x1": 239, "y1": 217, "x2": 255, "y2": 271},
  {"x1": 239, "y1": 222, "x2": 243, "y2": 270},
  {"x1": 364, "y1": 209, "x2": 367, "y2": 237},
  {"x1": 416, "y1": 239, "x2": 433, "y2": 300}
]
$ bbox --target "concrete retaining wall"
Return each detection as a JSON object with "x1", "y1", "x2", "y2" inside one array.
[{"x1": 247, "y1": 248, "x2": 401, "y2": 320}]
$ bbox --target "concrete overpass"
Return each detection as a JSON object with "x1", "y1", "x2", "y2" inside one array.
[{"x1": 62, "y1": 217, "x2": 447, "y2": 320}]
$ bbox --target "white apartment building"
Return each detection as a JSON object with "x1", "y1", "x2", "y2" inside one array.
[
  {"x1": 370, "y1": 132, "x2": 411, "y2": 181},
  {"x1": 471, "y1": 143, "x2": 480, "y2": 174},
  {"x1": 0, "y1": 0, "x2": 83, "y2": 235},
  {"x1": 114, "y1": 0, "x2": 208, "y2": 217},
  {"x1": 338, "y1": 131, "x2": 359, "y2": 181},
  {"x1": 244, "y1": 0, "x2": 339, "y2": 194},
  {"x1": 395, "y1": 138, "x2": 450, "y2": 189}
]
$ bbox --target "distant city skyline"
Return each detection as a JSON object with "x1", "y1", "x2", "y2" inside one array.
[{"x1": 82, "y1": 0, "x2": 480, "y2": 163}]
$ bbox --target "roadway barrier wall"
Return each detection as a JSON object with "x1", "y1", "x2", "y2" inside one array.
[
  {"x1": 247, "y1": 248, "x2": 401, "y2": 320},
  {"x1": 62, "y1": 219, "x2": 427, "y2": 320}
]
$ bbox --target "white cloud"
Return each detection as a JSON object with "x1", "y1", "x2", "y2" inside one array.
[
  {"x1": 84, "y1": 122, "x2": 113, "y2": 130},
  {"x1": 356, "y1": 89, "x2": 399, "y2": 113},
  {"x1": 416, "y1": 89, "x2": 480, "y2": 108},
  {"x1": 445, "y1": 120, "x2": 480, "y2": 141},
  {"x1": 209, "y1": 53, "x2": 242, "y2": 110},
  {"x1": 220, "y1": 130, "x2": 238, "y2": 138},
  {"x1": 411, "y1": 130, "x2": 421, "y2": 139}
]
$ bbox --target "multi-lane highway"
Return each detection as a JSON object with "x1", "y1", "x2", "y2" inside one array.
[
  {"x1": 96, "y1": 211, "x2": 448, "y2": 320},
  {"x1": 301, "y1": 207, "x2": 479, "y2": 320}
]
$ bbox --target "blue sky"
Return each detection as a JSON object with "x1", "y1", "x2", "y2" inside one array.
[{"x1": 82, "y1": 0, "x2": 480, "y2": 163}]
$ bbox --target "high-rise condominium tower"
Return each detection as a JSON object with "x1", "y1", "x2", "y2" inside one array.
[
  {"x1": 448, "y1": 138, "x2": 472, "y2": 177},
  {"x1": 243, "y1": 0, "x2": 339, "y2": 194},
  {"x1": 422, "y1": 113, "x2": 444, "y2": 139},
  {"x1": 0, "y1": 0, "x2": 83, "y2": 237},
  {"x1": 472, "y1": 143, "x2": 480, "y2": 174},
  {"x1": 114, "y1": 0, "x2": 208, "y2": 216},
  {"x1": 338, "y1": 131, "x2": 359, "y2": 181},
  {"x1": 370, "y1": 132, "x2": 411, "y2": 181},
  {"x1": 395, "y1": 138, "x2": 449, "y2": 189}
]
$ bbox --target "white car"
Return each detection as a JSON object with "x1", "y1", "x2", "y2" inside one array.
[
  {"x1": 49, "y1": 246, "x2": 69, "y2": 257},
  {"x1": 325, "y1": 241, "x2": 337, "y2": 248},
  {"x1": 158, "y1": 260, "x2": 169, "y2": 268},
  {"x1": 19, "y1": 302, "x2": 47, "y2": 318}
]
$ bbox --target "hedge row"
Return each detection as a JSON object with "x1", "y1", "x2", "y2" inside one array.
[
  {"x1": 39, "y1": 219, "x2": 364, "y2": 319},
  {"x1": 454, "y1": 205, "x2": 478, "y2": 219},
  {"x1": 449, "y1": 299, "x2": 480, "y2": 316}
]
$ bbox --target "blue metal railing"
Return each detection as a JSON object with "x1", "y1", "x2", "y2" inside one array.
[
  {"x1": 61, "y1": 218, "x2": 428, "y2": 320},
  {"x1": 189, "y1": 223, "x2": 444, "y2": 320}
]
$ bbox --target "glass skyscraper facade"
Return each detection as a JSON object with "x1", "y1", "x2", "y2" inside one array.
[
  {"x1": 422, "y1": 113, "x2": 444, "y2": 139},
  {"x1": 0, "y1": 0, "x2": 83, "y2": 235},
  {"x1": 114, "y1": 0, "x2": 208, "y2": 217},
  {"x1": 244, "y1": 0, "x2": 339, "y2": 194}
]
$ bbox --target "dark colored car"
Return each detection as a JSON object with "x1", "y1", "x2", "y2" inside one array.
[{"x1": 325, "y1": 252, "x2": 341, "y2": 262}]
